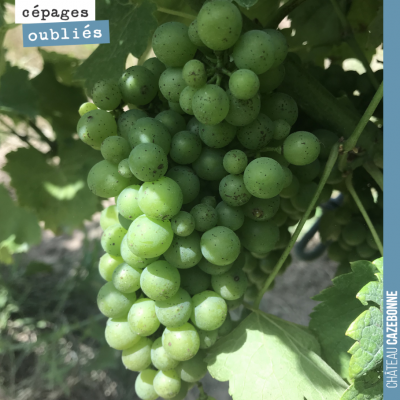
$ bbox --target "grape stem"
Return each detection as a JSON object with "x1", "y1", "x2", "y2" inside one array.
[
  {"x1": 329, "y1": 0, "x2": 380, "y2": 91},
  {"x1": 338, "y1": 81, "x2": 383, "y2": 172},
  {"x1": 363, "y1": 160, "x2": 383, "y2": 191},
  {"x1": 221, "y1": 68, "x2": 232, "y2": 77},
  {"x1": 156, "y1": 7, "x2": 196, "y2": 21},
  {"x1": 254, "y1": 142, "x2": 340, "y2": 308},
  {"x1": 265, "y1": 0, "x2": 308, "y2": 28},
  {"x1": 345, "y1": 173, "x2": 383, "y2": 256},
  {"x1": 196, "y1": 382, "x2": 210, "y2": 400}
]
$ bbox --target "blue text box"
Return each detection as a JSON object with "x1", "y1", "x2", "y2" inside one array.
[{"x1": 22, "y1": 20, "x2": 109, "y2": 47}]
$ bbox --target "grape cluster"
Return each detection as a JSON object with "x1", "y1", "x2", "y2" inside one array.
[{"x1": 75, "y1": 0, "x2": 382, "y2": 398}]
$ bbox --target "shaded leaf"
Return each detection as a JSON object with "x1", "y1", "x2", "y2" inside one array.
[
  {"x1": 367, "y1": 4, "x2": 382, "y2": 49},
  {"x1": 234, "y1": 0, "x2": 259, "y2": 9},
  {"x1": 205, "y1": 311, "x2": 348, "y2": 400},
  {"x1": 340, "y1": 366, "x2": 383, "y2": 400},
  {"x1": 75, "y1": 0, "x2": 158, "y2": 91},
  {"x1": 309, "y1": 260, "x2": 378, "y2": 379}
]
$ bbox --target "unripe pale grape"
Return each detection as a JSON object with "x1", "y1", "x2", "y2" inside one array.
[
  {"x1": 211, "y1": 265, "x2": 248, "y2": 300},
  {"x1": 153, "y1": 369, "x2": 181, "y2": 399},
  {"x1": 190, "y1": 204, "x2": 218, "y2": 232},
  {"x1": 223, "y1": 149, "x2": 248, "y2": 175},
  {"x1": 170, "y1": 130, "x2": 202, "y2": 164},
  {"x1": 229, "y1": 69, "x2": 260, "y2": 100},
  {"x1": 152, "y1": 22, "x2": 197, "y2": 67},
  {"x1": 182, "y1": 60, "x2": 207, "y2": 88},
  {"x1": 200, "y1": 226, "x2": 241, "y2": 266},
  {"x1": 142, "y1": 57, "x2": 166, "y2": 81},
  {"x1": 280, "y1": 174, "x2": 300, "y2": 198},
  {"x1": 188, "y1": 19, "x2": 205, "y2": 47},
  {"x1": 105, "y1": 317, "x2": 140, "y2": 350},
  {"x1": 78, "y1": 102, "x2": 97, "y2": 116},
  {"x1": 342, "y1": 220, "x2": 367, "y2": 246},
  {"x1": 290, "y1": 159, "x2": 320, "y2": 183},
  {"x1": 258, "y1": 65, "x2": 285, "y2": 94},
  {"x1": 118, "y1": 159, "x2": 133, "y2": 179},
  {"x1": 218, "y1": 312, "x2": 236, "y2": 336},
  {"x1": 198, "y1": 258, "x2": 233, "y2": 276},
  {"x1": 168, "y1": 100, "x2": 185, "y2": 114},
  {"x1": 77, "y1": 109, "x2": 117, "y2": 149},
  {"x1": 198, "y1": 329, "x2": 218, "y2": 349},
  {"x1": 120, "y1": 235, "x2": 158, "y2": 269},
  {"x1": 313, "y1": 129, "x2": 338, "y2": 160},
  {"x1": 99, "y1": 253, "x2": 123, "y2": 281},
  {"x1": 97, "y1": 281, "x2": 136, "y2": 318},
  {"x1": 159, "y1": 68, "x2": 187, "y2": 102},
  {"x1": 179, "y1": 86, "x2": 196, "y2": 115},
  {"x1": 101, "y1": 223, "x2": 127, "y2": 257},
  {"x1": 273, "y1": 119, "x2": 291, "y2": 140},
  {"x1": 101, "y1": 136, "x2": 130, "y2": 165},
  {"x1": 243, "y1": 196, "x2": 280, "y2": 222},
  {"x1": 192, "y1": 84, "x2": 229, "y2": 125},
  {"x1": 225, "y1": 90, "x2": 261, "y2": 127},
  {"x1": 283, "y1": 131, "x2": 320, "y2": 166},
  {"x1": 219, "y1": 174, "x2": 252, "y2": 207},
  {"x1": 197, "y1": 0, "x2": 242, "y2": 50},
  {"x1": 215, "y1": 201, "x2": 245, "y2": 231},
  {"x1": 171, "y1": 211, "x2": 195, "y2": 237},
  {"x1": 177, "y1": 351, "x2": 207, "y2": 382},
  {"x1": 117, "y1": 109, "x2": 148, "y2": 141},
  {"x1": 112, "y1": 263, "x2": 142, "y2": 293},
  {"x1": 140, "y1": 260, "x2": 180, "y2": 301},
  {"x1": 199, "y1": 121, "x2": 237, "y2": 149},
  {"x1": 237, "y1": 113, "x2": 274, "y2": 150},
  {"x1": 263, "y1": 29, "x2": 288, "y2": 68},
  {"x1": 151, "y1": 337, "x2": 180, "y2": 370},
  {"x1": 192, "y1": 147, "x2": 227, "y2": 181},
  {"x1": 135, "y1": 369, "x2": 158, "y2": 400},
  {"x1": 100, "y1": 205, "x2": 118, "y2": 230},
  {"x1": 261, "y1": 92, "x2": 298, "y2": 126},
  {"x1": 119, "y1": 66, "x2": 158, "y2": 105},
  {"x1": 179, "y1": 267, "x2": 211, "y2": 295},
  {"x1": 155, "y1": 110, "x2": 186, "y2": 136},
  {"x1": 92, "y1": 79, "x2": 122, "y2": 110},
  {"x1": 117, "y1": 185, "x2": 142, "y2": 221},
  {"x1": 166, "y1": 166, "x2": 200, "y2": 204},
  {"x1": 122, "y1": 337, "x2": 152, "y2": 371},
  {"x1": 239, "y1": 218, "x2": 279, "y2": 254},
  {"x1": 128, "y1": 298, "x2": 160, "y2": 336}
]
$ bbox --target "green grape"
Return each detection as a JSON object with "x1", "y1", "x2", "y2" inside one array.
[
  {"x1": 229, "y1": 69, "x2": 260, "y2": 100},
  {"x1": 171, "y1": 211, "x2": 195, "y2": 237},
  {"x1": 155, "y1": 288, "x2": 192, "y2": 328},
  {"x1": 356, "y1": 242, "x2": 376, "y2": 259},
  {"x1": 328, "y1": 242, "x2": 348, "y2": 262},
  {"x1": 215, "y1": 201, "x2": 244, "y2": 231},
  {"x1": 119, "y1": 66, "x2": 158, "y2": 105},
  {"x1": 180, "y1": 267, "x2": 211, "y2": 295},
  {"x1": 226, "y1": 296, "x2": 244, "y2": 310},
  {"x1": 261, "y1": 92, "x2": 298, "y2": 126},
  {"x1": 342, "y1": 220, "x2": 367, "y2": 246},
  {"x1": 179, "y1": 86, "x2": 197, "y2": 115},
  {"x1": 198, "y1": 256, "x2": 233, "y2": 276},
  {"x1": 182, "y1": 60, "x2": 207, "y2": 88},
  {"x1": 127, "y1": 215, "x2": 173, "y2": 258},
  {"x1": 218, "y1": 313, "x2": 235, "y2": 336},
  {"x1": 269, "y1": 208, "x2": 288, "y2": 227},
  {"x1": 312, "y1": 129, "x2": 338, "y2": 160},
  {"x1": 128, "y1": 298, "x2": 160, "y2": 336},
  {"x1": 143, "y1": 57, "x2": 166, "y2": 81},
  {"x1": 198, "y1": 328, "x2": 218, "y2": 349},
  {"x1": 283, "y1": 131, "x2": 320, "y2": 166},
  {"x1": 128, "y1": 117, "x2": 171, "y2": 155},
  {"x1": 152, "y1": 22, "x2": 197, "y2": 67},
  {"x1": 155, "y1": 110, "x2": 186, "y2": 136},
  {"x1": 97, "y1": 282, "x2": 136, "y2": 318},
  {"x1": 167, "y1": 166, "x2": 200, "y2": 204},
  {"x1": 282, "y1": 166, "x2": 293, "y2": 188},
  {"x1": 200, "y1": 226, "x2": 241, "y2": 266},
  {"x1": 192, "y1": 147, "x2": 228, "y2": 181},
  {"x1": 101, "y1": 223, "x2": 127, "y2": 257},
  {"x1": 170, "y1": 131, "x2": 202, "y2": 164},
  {"x1": 197, "y1": 0, "x2": 242, "y2": 50},
  {"x1": 151, "y1": 337, "x2": 180, "y2": 371},
  {"x1": 118, "y1": 159, "x2": 133, "y2": 179},
  {"x1": 232, "y1": 30, "x2": 275, "y2": 74},
  {"x1": 338, "y1": 236, "x2": 352, "y2": 251},
  {"x1": 264, "y1": 151, "x2": 289, "y2": 166},
  {"x1": 274, "y1": 227, "x2": 291, "y2": 249},
  {"x1": 280, "y1": 174, "x2": 300, "y2": 199},
  {"x1": 223, "y1": 149, "x2": 248, "y2": 175},
  {"x1": 237, "y1": 113, "x2": 274, "y2": 150},
  {"x1": 117, "y1": 185, "x2": 142, "y2": 221},
  {"x1": 112, "y1": 263, "x2": 142, "y2": 293},
  {"x1": 140, "y1": 260, "x2": 180, "y2": 301},
  {"x1": 201, "y1": 196, "x2": 217, "y2": 208},
  {"x1": 188, "y1": 19, "x2": 205, "y2": 47},
  {"x1": 225, "y1": 90, "x2": 261, "y2": 127},
  {"x1": 77, "y1": 109, "x2": 117, "y2": 149},
  {"x1": 259, "y1": 251, "x2": 279, "y2": 273},
  {"x1": 78, "y1": 102, "x2": 97, "y2": 116},
  {"x1": 192, "y1": 84, "x2": 230, "y2": 125},
  {"x1": 199, "y1": 121, "x2": 237, "y2": 149},
  {"x1": 186, "y1": 117, "x2": 200, "y2": 136},
  {"x1": 128, "y1": 143, "x2": 168, "y2": 182},
  {"x1": 118, "y1": 214, "x2": 132, "y2": 232},
  {"x1": 92, "y1": 79, "x2": 122, "y2": 110},
  {"x1": 159, "y1": 68, "x2": 187, "y2": 103},
  {"x1": 191, "y1": 290, "x2": 227, "y2": 331},
  {"x1": 168, "y1": 382, "x2": 190, "y2": 400},
  {"x1": 211, "y1": 265, "x2": 247, "y2": 300},
  {"x1": 100, "y1": 205, "x2": 119, "y2": 230},
  {"x1": 120, "y1": 235, "x2": 158, "y2": 269},
  {"x1": 219, "y1": 174, "x2": 251, "y2": 207},
  {"x1": 291, "y1": 182, "x2": 318, "y2": 212},
  {"x1": 164, "y1": 232, "x2": 203, "y2": 269},
  {"x1": 248, "y1": 267, "x2": 267, "y2": 288},
  {"x1": 243, "y1": 158, "x2": 285, "y2": 199},
  {"x1": 153, "y1": 369, "x2": 181, "y2": 399},
  {"x1": 117, "y1": 109, "x2": 148, "y2": 141},
  {"x1": 280, "y1": 198, "x2": 298, "y2": 215},
  {"x1": 273, "y1": 119, "x2": 291, "y2": 140},
  {"x1": 244, "y1": 284, "x2": 258, "y2": 303},
  {"x1": 190, "y1": 204, "x2": 218, "y2": 232},
  {"x1": 138, "y1": 177, "x2": 183, "y2": 220},
  {"x1": 162, "y1": 322, "x2": 200, "y2": 361},
  {"x1": 99, "y1": 253, "x2": 123, "y2": 281},
  {"x1": 88, "y1": 160, "x2": 132, "y2": 198},
  {"x1": 135, "y1": 369, "x2": 158, "y2": 400},
  {"x1": 239, "y1": 218, "x2": 279, "y2": 254},
  {"x1": 105, "y1": 317, "x2": 140, "y2": 350},
  {"x1": 122, "y1": 337, "x2": 152, "y2": 371},
  {"x1": 177, "y1": 351, "x2": 207, "y2": 383},
  {"x1": 318, "y1": 212, "x2": 341, "y2": 243},
  {"x1": 366, "y1": 224, "x2": 383, "y2": 250},
  {"x1": 168, "y1": 101, "x2": 185, "y2": 114},
  {"x1": 242, "y1": 196, "x2": 280, "y2": 222},
  {"x1": 258, "y1": 65, "x2": 285, "y2": 94},
  {"x1": 290, "y1": 159, "x2": 320, "y2": 183},
  {"x1": 100, "y1": 136, "x2": 131, "y2": 165},
  {"x1": 242, "y1": 251, "x2": 258, "y2": 273},
  {"x1": 263, "y1": 29, "x2": 288, "y2": 68}
]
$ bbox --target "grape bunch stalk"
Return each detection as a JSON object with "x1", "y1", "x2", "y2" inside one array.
[{"x1": 75, "y1": 0, "x2": 383, "y2": 399}]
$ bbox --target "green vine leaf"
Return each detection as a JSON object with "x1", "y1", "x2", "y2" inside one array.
[
  {"x1": 205, "y1": 311, "x2": 348, "y2": 400},
  {"x1": 367, "y1": 3, "x2": 382, "y2": 49},
  {"x1": 75, "y1": 0, "x2": 158, "y2": 91},
  {"x1": 340, "y1": 367, "x2": 383, "y2": 400},
  {"x1": 309, "y1": 260, "x2": 378, "y2": 379}
]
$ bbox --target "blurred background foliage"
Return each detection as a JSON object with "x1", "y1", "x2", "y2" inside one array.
[{"x1": 0, "y1": 0, "x2": 382, "y2": 398}]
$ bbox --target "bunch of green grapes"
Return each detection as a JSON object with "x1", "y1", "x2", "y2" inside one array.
[{"x1": 73, "y1": 1, "x2": 385, "y2": 398}]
